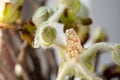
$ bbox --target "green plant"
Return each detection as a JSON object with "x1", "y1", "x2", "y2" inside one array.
[
  {"x1": 32, "y1": 0, "x2": 120, "y2": 80},
  {"x1": 0, "y1": 0, "x2": 120, "y2": 80}
]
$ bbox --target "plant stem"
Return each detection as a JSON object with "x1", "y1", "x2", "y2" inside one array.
[
  {"x1": 53, "y1": 40, "x2": 66, "y2": 50},
  {"x1": 81, "y1": 42, "x2": 114, "y2": 59},
  {"x1": 48, "y1": 4, "x2": 66, "y2": 23},
  {"x1": 56, "y1": 63, "x2": 69, "y2": 80},
  {"x1": 77, "y1": 63, "x2": 94, "y2": 80},
  {"x1": 27, "y1": 45, "x2": 45, "y2": 80},
  {"x1": 94, "y1": 52, "x2": 100, "y2": 72}
]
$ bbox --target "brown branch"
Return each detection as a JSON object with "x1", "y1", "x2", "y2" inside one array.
[
  {"x1": 18, "y1": 41, "x2": 28, "y2": 64},
  {"x1": 26, "y1": 45, "x2": 45, "y2": 80},
  {"x1": 44, "y1": 48, "x2": 58, "y2": 80}
]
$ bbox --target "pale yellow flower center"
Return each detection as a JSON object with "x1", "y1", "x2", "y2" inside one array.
[{"x1": 66, "y1": 29, "x2": 82, "y2": 58}]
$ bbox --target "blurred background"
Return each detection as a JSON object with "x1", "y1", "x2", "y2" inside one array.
[{"x1": 90, "y1": 0, "x2": 120, "y2": 76}]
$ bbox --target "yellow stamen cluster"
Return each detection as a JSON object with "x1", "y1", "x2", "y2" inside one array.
[{"x1": 66, "y1": 29, "x2": 82, "y2": 58}]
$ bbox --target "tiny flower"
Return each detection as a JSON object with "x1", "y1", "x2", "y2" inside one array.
[
  {"x1": 56, "y1": 29, "x2": 120, "y2": 80},
  {"x1": 33, "y1": 21, "x2": 57, "y2": 48},
  {"x1": 57, "y1": 29, "x2": 101, "y2": 80},
  {"x1": 65, "y1": 29, "x2": 82, "y2": 58},
  {"x1": 41, "y1": 26, "x2": 56, "y2": 46},
  {"x1": 32, "y1": 7, "x2": 54, "y2": 27},
  {"x1": 0, "y1": 0, "x2": 24, "y2": 25},
  {"x1": 33, "y1": 4, "x2": 66, "y2": 48}
]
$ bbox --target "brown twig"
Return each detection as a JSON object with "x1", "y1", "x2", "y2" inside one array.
[
  {"x1": 44, "y1": 48, "x2": 58, "y2": 80},
  {"x1": 26, "y1": 45, "x2": 45, "y2": 80},
  {"x1": 18, "y1": 41, "x2": 28, "y2": 63}
]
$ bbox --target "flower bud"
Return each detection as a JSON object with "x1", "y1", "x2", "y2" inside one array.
[
  {"x1": 112, "y1": 44, "x2": 120, "y2": 65},
  {"x1": 33, "y1": 22, "x2": 57, "y2": 48},
  {"x1": 93, "y1": 27, "x2": 108, "y2": 43},
  {"x1": 41, "y1": 26, "x2": 56, "y2": 46},
  {"x1": 0, "y1": 0, "x2": 24, "y2": 25},
  {"x1": 57, "y1": 0, "x2": 80, "y2": 23},
  {"x1": 32, "y1": 7, "x2": 54, "y2": 27}
]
